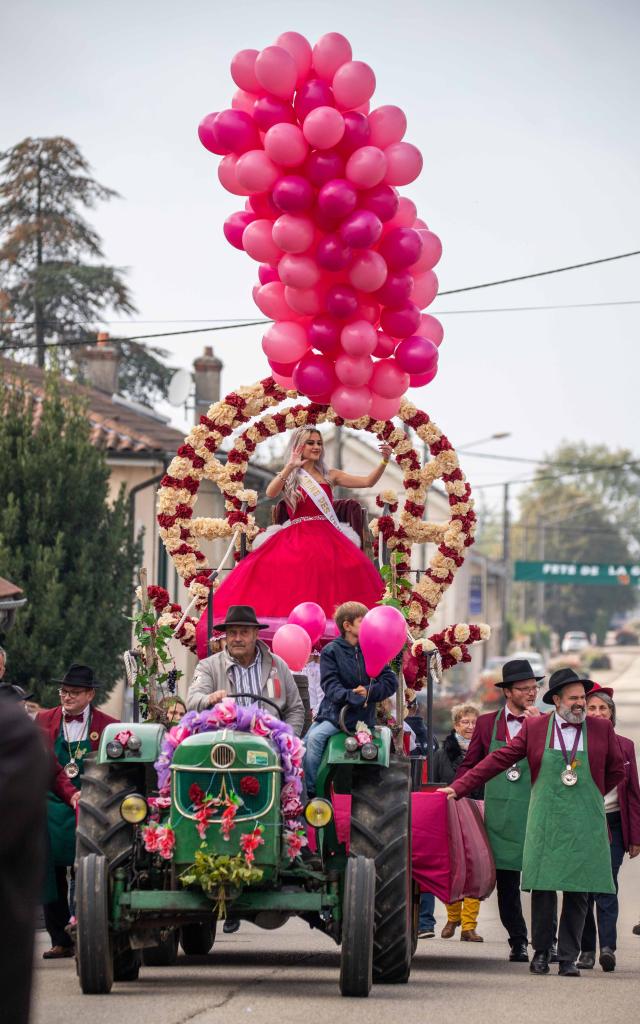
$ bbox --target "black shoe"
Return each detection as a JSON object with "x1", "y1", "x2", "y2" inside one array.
[
  {"x1": 633, "y1": 922, "x2": 640, "y2": 936},
  {"x1": 509, "y1": 942, "x2": 529, "y2": 963},
  {"x1": 530, "y1": 950, "x2": 550, "y2": 975},
  {"x1": 576, "y1": 951, "x2": 595, "y2": 970},
  {"x1": 549, "y1": 943, "x2": 560, "y2": 963},
  {"x1": 558, "y1": 961, "x2": 580, "y2": 977},
  {"x1": 599, "y1": 947, "x2": 616, "y2": 972},
  {"x1": 223, "y1": 918, "x2": 240, "y2": 934}
]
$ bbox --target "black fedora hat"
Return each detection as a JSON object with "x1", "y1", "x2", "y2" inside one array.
[
  {"x1": 215, "y1": 605, "x2": 268, "y2": 631},
  {"x1": 0, "y1": 682, "x2": 34, "y2": 702},
  {"x1": 496, "y1": 658, "x2": 545, "y2": 688},
  {"x1": 53, "y1": 663, "x2": 101, "y2": 689},
  {"x1": 542, "y1": 667, "x2": 594, "y2": 705}
]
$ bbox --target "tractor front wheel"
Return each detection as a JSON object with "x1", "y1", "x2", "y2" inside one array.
[
  {"x1": 142, "y1": 931, "x2": 179, "y2": 966},
  {"x1": 76, "y1": 853, "x2": 113, "y2": 994},
  {"x1": 180, "y1": 919, "x2": 216, "y2": 956},
  {"x1": 339, "y1": 855, "x2": 375, "y2": 997}
]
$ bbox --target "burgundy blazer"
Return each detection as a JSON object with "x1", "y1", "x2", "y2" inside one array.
[
  {"x1": 38, "y1": 706, "x2": 118, "y2": 804},
  {"x1": 616, "y1": 733, "x2": 640, "y2": 851},
  {"x1": 452, "y1": 714, "x2": 624, "y2": 799}
]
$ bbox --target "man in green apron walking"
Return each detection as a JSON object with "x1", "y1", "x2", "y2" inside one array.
[
  {"x1": 37, "y1": 664, "x2": 117, "y2": 959},
  {"x1": 441, "y1": 668, "x2": 624, "y2": 977}
]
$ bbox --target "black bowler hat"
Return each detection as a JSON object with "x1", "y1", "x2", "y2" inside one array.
[
  {"x1": 53, "y1": 663, "x2": 100, "y2": 689},
  {"x1": 542, "y1": 667, "x2": 594, "y2": 705},
  {"x1": 0, "y1": 682, "x2": 34, "y2": 702},
  {"x1": 215, "y1": 605, "x2": 268, "y2": 631},
  {"x1": 496, "y1": 658, "x2": 545, "y2": 688}
]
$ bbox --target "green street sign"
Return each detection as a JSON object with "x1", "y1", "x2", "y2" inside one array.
[{"x1": 514, "y1": 560, "x2": 640, "y2": 587}]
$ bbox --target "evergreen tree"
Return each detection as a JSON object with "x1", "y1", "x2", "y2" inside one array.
[{"x1": 0, "y1": 372, "x2": 141, "y2": 703}]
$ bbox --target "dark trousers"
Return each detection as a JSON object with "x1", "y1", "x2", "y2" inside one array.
[
  {"x1": 495, "y1": 868, "x2": 528, "y2": 946},
  {"x1": 419, "y1": 892, "x2": 436, "y2": 931},
  {"x1": 43, "y1": 866, "x2": 73, "y2": 948},
  {"x1": 532, "y1": 890, "x2": 588, "y2": 962},
  {"x1": 581, "y1": 813, "x2": 625, "y2": 952}
]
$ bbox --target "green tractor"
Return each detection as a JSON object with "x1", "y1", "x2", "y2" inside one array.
[{"x1": 75, "y1": 695, "x2": 416, "y2": 998}]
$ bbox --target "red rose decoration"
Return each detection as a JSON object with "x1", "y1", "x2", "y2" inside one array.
[
  {"x1": 240, "y1": 775, "x2": 260, "y2": 796},
  {"x1": 189, "y1": 783, "x2": 205, "y2": 804}
]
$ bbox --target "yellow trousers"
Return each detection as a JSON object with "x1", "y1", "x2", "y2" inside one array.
[{"x1": 446, "y1": 898, "x2": 480, "y2": 931}]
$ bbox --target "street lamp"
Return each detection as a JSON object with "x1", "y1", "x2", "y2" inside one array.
[{"x1": 458, "y1": 432, "x2": 512, "y2": 452}]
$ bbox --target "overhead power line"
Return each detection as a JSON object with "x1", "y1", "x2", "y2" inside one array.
[
  {"x1": 472, "y1": 459, "x2": 640, "y2": 490},
  {"x1": 438, "y1": 249, "x2": 640, "y2": 296}
]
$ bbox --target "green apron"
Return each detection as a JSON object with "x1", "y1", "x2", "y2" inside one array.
[
  {"x1": 521, "y1": 715, "x2": 614, "y2": 893},
  {"x1": 45, "y1": 721, "x2": 92, "y2": 883},
  {"x1": 483, "y1": 709, "x2": 531, "y2": 871}
]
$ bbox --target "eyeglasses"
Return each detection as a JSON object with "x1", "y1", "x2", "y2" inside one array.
[
  {"x1": 58, "y1": 688, "x2": 89, "y2": 697},
  {"x1": 510, "y1": 685, "x2": 538, "y2": 694}
]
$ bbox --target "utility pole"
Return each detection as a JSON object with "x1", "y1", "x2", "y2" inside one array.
[
  {"x1": 500, "y1": 481, "x2": 510, "y2": 654},
  {"x1": 34, "y1": 146, "x2": 45, "y2": 368},
  {"x1": 535, "y1": 518, "x2": 546, "y2": 650}
]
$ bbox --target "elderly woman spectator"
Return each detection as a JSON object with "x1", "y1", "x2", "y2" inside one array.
[{"x1": 431, "y1": 702, "x2": 484, "y2": 942}]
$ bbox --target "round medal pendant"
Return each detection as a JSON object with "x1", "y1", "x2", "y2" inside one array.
[
  {"x1": 561, "y1": 767, "x2": 578, "y2": 787},
  {"x1": 64, "y1": 760, "x2": 80, "y2": 779},
  {"x1": 506, "y1": 766, "x2": 521, "y2": 782}
]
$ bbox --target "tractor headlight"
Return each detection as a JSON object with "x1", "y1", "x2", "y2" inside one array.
[
  {"x1": 106, "y1": 740, "x2": 124, "y2": 759},
  {"x1": 120, "y1": 794, "x2": 148, "y2": 824},
  {"x1": 344, "y1": 736, "x2": 359, "y2": 753},
  {"x1": 360, "y1": 742, "x2": 378, "y2": 761},
  {"x1": 304, "y1": 797, "x2": 334, "y2": 829},
  {"x1": 127, "y1": 734, "x2": 142, "y2": 752}
]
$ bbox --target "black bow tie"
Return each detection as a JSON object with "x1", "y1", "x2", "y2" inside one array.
[
  {"x1": 507, "y1": 713, "x2": 525, "y2": 723},
  {"x1": 63, "y1": 713, "x2": 84, "y2": 722},
  {"x1": 561, "y1": 721, "x2": 578, "y2": 729}
]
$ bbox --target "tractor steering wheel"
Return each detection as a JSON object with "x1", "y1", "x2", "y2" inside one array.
[
  {"x1": 229, "y1": 692, "x2": 283, "y2": 720},
  {"x1": 339, "y1": 706, "x2": 356, "y2": 736}
]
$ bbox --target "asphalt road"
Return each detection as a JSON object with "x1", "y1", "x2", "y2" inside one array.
[{"x1": 31, "y1": 650, "x2": 640, "y2": 1024}]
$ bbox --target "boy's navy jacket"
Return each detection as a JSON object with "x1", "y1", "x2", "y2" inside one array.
[{"x1": 315, "y1": 636, "x2": 398, "y2": 731}]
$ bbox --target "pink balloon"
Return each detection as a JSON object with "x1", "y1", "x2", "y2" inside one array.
[
  {"x1": 305, "y1": 149, "x2": 344, "y2": 186},
  {"x1": 232, "y1": 89, "x2": 259, "y2": 115},
  {"x1": 384, "y1": 142, "x2": 423, "y2": 186},
  {"x1": 276, "y1": 31, "x2": 313, "y2": 86},
  {"x1": 395, "y1": 335, "x2": 439, "y2": 374},
  {"x1": 370, "y1": 358, "x2": 410, "y2": 398},
  {"x1": 198, "y1": 112, "x2": 226, "y2": 155},
  {"x1": 379, "y1": 227, "x2": 424, "y2": 270},
  {"x1": 326, "y1": 284, "x2": 359, "y2": 319},
  {"x1": 373, "y1": 330, "x2": 395, "y2": 358},
  {"x1": 359, "y1": 605, "x2": 407, "y2": 675},
  {"x1": 287, "y1": 601, "x2": 327, "y2": 646},
  {"x1": 316, "y1": 233, "x2": 352, "y2": 271},
  {"x1": 284, "y1": 284, "x2": 324, "y2": 316},
  {"x1": 393, "y1": 197, "x2": 418, "y2": 228},
  {"x1": 330, "y1": 384, "x2": 372, "y2": 420},
  {"x1": 258, "y1": 264, "x2": 280, "y2": 285},
  {"x1": 294, "y1": 78, "x2": 335, "y2": 120},
  {"x1": 369, "y1": 393, "x2": 401, "y2": 420},
  {"x1": 272, "y1": 175, "x2": 315, "y2": 213},
  {"x1": 360, "y1": 183, "x2": 399, "y2": 222},
  {"x1": 278, "y1": 253, "x2": 321, "y2": 289},
  {"x1": 317, "y1": 178, "x2": 358, "y2": 221},
  {"x1": 262, "y1": 321, "x2": 309, "y2": 363},
  {"x1": 303, "y1": 107, "x2": 345, "y2": 149},
  {"x1": 253, "y1": 96, "x2": 297, "y2": 132},
  {"x1": 255, "y1": 45, "x2": 298, "y2": 100},
  {"x1": 375, "y1": 270, "x2": 413, "y2": 307},
  {"x1": 348, "y1": 250, "x2": 388, "y2": 292},
  {"x1": 236, "y1": 150, "x2": 280, "y2": 193},
  {"x1": 293, "y1": 352, "x2": 337, "y2": 398},
  {"x1": 272, "y1": 214, "x2": 315, "y2": 253},
  {"x1": 272, "y1": 623, "x2": 312, "y2": 671},
  {"x1": 312, "y1": 32, "x2": 353, "y2": 80},
  {"x1": 332, "y1": 61, "x2": 376, "y2": 110},
  {"x1": 253, "y1": 282, "x2": 296, "y2": 319},
  {"x1": 335, "y1": 353, "x2": 373, "y2": 386},
  {"x1": 411, "y1": 230, "x2": 443, "y2": 272},
  {"x1": 242, "y1": 219, "x2": 281, "y2": 263},
  {"x1": 410, "y1": 365, "x2": 438, "y2": 387},
  {"x1": 411, "y1": 270, "x2": 439, "y2": 309},
  {"x1": 268, "y1": 357, "x2": 297, "y2": 376},
  {"x1": 345, "y1": 146, "x2": 387, "y2": 188},
  {"x1": 368, "y1": 105, "x2": 407, "y2": 148},
  {"x1": 218, "y1": 155, "x2": 251, "y2": 196},
  {"x1": 309, "y1": 315, "x2": 341, "y2": 355},
  {"x1": 264, "y1": 124, "x2": 309, "y2": 167},
  {"x1": 340, "y1": 320, "x2": 377, "y2": 356},
  {"x1": 224, "y1": 210, "x2": 256, "y2": 249},
  {"x1": 214, "y1": 109, "x2": 260, "y2": 154},
  {"x1": 380, "y1": 302, "x2": 421, "y2": 339},
  {"x1": 340, "y1": 210, "x2": 382, "y2": 248},
  {"x1": 230, "y1": 49, "x2": 260, "y2": 93},
  {"x1": 416, "y1": 313, "x2": 444, "y2": 346},
  {"x1": 272, "y1": 370, "x2": 295, "y2": 389},
  {"x1": 337, "y1": 111, "x2": 371, "y2": 157},
  {"x1": 357, "y1": 297, "x2": 381, "y2": 324},
  {"x1": 248, "y1": 192, "x2": 278, "y2": 218}
]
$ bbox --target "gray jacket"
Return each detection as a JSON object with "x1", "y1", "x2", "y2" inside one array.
[{"x1": 186, "y1": 639, "x2": 305, "y2": 736}]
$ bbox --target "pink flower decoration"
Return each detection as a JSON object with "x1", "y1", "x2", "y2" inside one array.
[
  {"x1": 156, "y1": 827, "x2": 176, "y2": 860},
  {"x1": 239, "y1": 826, "x2": 265, "y2": 865},
  {"x1": 284, "y1": 828, "x2": 308, "y2": 860},
  {"x1": 356, "y1": 731, "x2": 371, "y2": 747}
]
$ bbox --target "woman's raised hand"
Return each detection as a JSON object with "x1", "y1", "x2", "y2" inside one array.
[
  {"x1": 379, "y1": 443, "x2": 392, "y2": 462},
  {"x1": 286, "y1": 445, "x2": 306, "y2": 471}
]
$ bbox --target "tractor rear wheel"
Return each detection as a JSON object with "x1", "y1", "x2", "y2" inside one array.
[
  {"x1": 180, "y1": 919, "x2": 217, "y2": 956},
  {"x1": 143, "y1": 931, "x2": 179, "y2": 966},
  {"x1": 76, "y1": 853, "x2": 113, "y2": 994},
  {"x1": 76, "y1": 758, "x2": 139, "y2": 870},
  {"x1": 339, "y1": 855, "x2": 375, "y2": 997},
  {"x1": 350, "y1": 759, "x2": 412, "y2": 984}
]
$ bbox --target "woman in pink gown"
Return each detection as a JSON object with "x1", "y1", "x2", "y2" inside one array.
[{"x1": 205, "y1": 427, "x2": 391, "y2": 624}]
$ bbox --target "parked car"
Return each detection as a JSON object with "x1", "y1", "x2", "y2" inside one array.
[
  {"x1": 561, "y1": 631, "x2": 590, "y2": 653},
  {"x1": 510, "y1": 650, "x2": 546, "y2": 679}
]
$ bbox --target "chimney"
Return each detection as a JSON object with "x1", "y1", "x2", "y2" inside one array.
[
  {"x1": 193, "y1": 346, "x2": 223, "y2": 423},
  {"x1": 79, "y1": 333, "x2": 120, "y2": 395}
]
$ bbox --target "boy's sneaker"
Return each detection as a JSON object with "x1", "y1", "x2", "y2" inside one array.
[{"x1": 418, "y1": 929, "x2": 435, "y2": 938}]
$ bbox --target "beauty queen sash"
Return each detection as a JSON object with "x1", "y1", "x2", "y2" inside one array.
[{"x1": 298, "y1": 470, "x2": 341, "y2": 530}]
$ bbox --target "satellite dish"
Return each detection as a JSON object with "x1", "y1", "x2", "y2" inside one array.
[{"x1": 167, "y1": 368, "x2": 192, "y2": 406}]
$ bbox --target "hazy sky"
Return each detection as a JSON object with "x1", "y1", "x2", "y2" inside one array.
[{"x1": 2, "y1": 0, "x2": 639, "y2": 510}]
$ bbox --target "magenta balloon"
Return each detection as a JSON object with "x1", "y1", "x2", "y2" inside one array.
[
  {"x1": 293, "y1": 351, "x2": 337, "y2": 398},
  {"x1": 379, "y1": 227, "x2": 424, "y2": 270},
  {"x1": 357, "y1": 297, "x2": 380, "y2": 324},
  {"x1": 253, "y1": 282, "x2": 295, "y2": 320},
  {"x1": 335, "y1": 353, "x2": 373, "y2": 386},
  {"x1": 272, "y1": 175, "x2": 315, "y2": 213},
  {"x1": 340, "y1": 320, "x2": 377, "y2": 356},
  {"x1": 272, "y1": 623, "x2": 312, "y2": 672},
  {"x1": 368, "y1": 105, "x2": 407, "y2": 148},
  {"x1": 411, "y1": 230, "x2": 443, "y2": 272},
  {"x1": 264, "y1": 123, "x2": 309, "y2": 167},
  {"x1": 317, "y1": 178, "x2": 358, "y2": 221},
  {"x1": 338, "y1": 111, "x2": 371, "y2": 156},
  {"x1": 316, "y1": 233, "x2": 352, "y2": 271},
  {"x1": 409, "y1": 365, "x2": 438, "y2": 387},
  {"x1": 223, "y1": 210, "x2": 256, "y2": 249},
  {"x1": 218, "y1": 155, "x2": 251, "y2": 196},
  {"x1": 242, "y1": 219, "x2": 281, "y2": 263},
  {"x1": 305, "y1": 149, "x2": 345, "y2": 187},
  {"x1": 294, "y1": 78, "x2": 335, "y2": 121},
  {"x1": 288, "y1": 601, "x2": 327, "y2": 645},
  {"x1": 258, "y1": 264, "x2": 280, "y2": 285},
  {"x1": 309, "y1": 315, "x2": 341, "y2": 354},
  {"x1": 326, "y1": 284, "x2": 359, "y2": 319},
  {"x1": 373, "y1": 330, "x2": 395, "y2": 358},
  {"x1": 348, "y1": 250, "x2": 388, "y2": 292},
  {"x1": 384, "y1": 142, "x2": 423, "y2": 186},
  {"x1": 359, "y1": 605, "x2": 407, "y2": 676},
  {"x1": 214, "y1": 109, "x2": 260, "y2": 155},
  {"x1": 248, "y1": 191, "x2": 278, "y2": 218},
  {"x1": 346, "y1": 146, "x2": 387, "y2": 188},
  {"x1": 235, "y1": 151, "x2": 280, "y2": 194},
  {"x1": 395, "y1": 335, "x2": 439, "y2": 374},
  {"x1": 272, "y1": 214, "x2": 315, "y2": 254},
  {"x1": 417, "y1": 313, "x2": 444, "y2": 346},
  {"x1": 380, "y1": 302, "x2": 421, "y2": 339},
  {"x1": 253, "y1": 95, "x2": 297, "y2": 132},
  {"x1": 312, "y1": 32, "x2": 353, "y2": 80},
  {"x1": 255, "y1": 45, "x2": 298, "y2": 100},
  {"x1": 276, "y1": 31, "x2": 313, "y2": 86},
  {"x1": 268, "y1": 357, "x2": 297, "y2": 376},
  {"x1": 278, "y1": 253, "x2": 321, "y2": 289},
  {"x1": 375, "y1": 270, "x2": 413, "y2": 307},
  {"x1": 360, "y1": 183, "x2": 399, "y2": 222},
  {"x1": 369, "y1": 393, "x2": 401, "y2": 420},
  {"x1": 232, "y1": 89, "x2": 259, "y2": 116},
  {"x1": 303, "y1": 106, "x2": 345, "y2": 149},
  {"x1": 262, "y1": 321, "x2": 309, "y2": 363},
  {"x1": 332, "y1": 61, "x2": 376, "y2": 110},
  {"x1": 330, "y1": 384, "x2": 373, "y2": 420},
  {"x1": 370, "y1": 358, "x2": 410, "y2": 398},
  {"x1": 284, "y1": 284, "x2": 324, "y2": 316},
  {"x1": 230, "y1": 48, "x2": 261, "y2": 93},
  {"x1": 272, "y1": 370, "x2": 295, "y2": 389},
  {"x1": 411, "y1": 270, "x2": 439, "y2": 309},
  {"x1": 198, "y1": 112, "x2": 226, "y2": 154},
  {"x1": 339, "y1": 209, "x2": 382, "y2": 248}
]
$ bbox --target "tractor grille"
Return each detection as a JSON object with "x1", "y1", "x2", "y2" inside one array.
[{"x1": 210, "y1": 743, "x2": 236, "y2": 769}]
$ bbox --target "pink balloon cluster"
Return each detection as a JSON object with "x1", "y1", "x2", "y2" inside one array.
[{"x1": 199, "y1": 30, "x2": 444, "y2": 421}]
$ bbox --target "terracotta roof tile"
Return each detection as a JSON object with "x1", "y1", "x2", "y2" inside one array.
[{"x1": 0, "y1": 576, "x2": 23, "y2": 599}]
